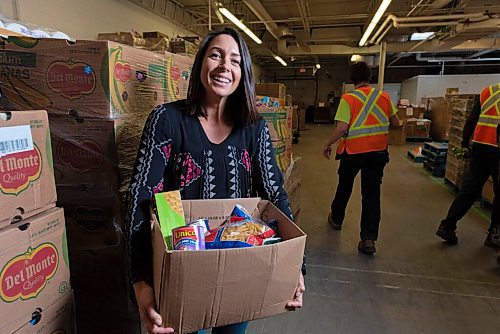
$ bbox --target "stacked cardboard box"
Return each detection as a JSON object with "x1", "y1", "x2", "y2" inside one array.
[
  {"x1": 445, "y1": 94, "x2": 477, "y2": 189},
  {"x1": 0, "y1": 110, "x2": 74, "y2": 334},
  {"x1": 255, "y1": 83, "x2": 292, "y2": 173},
  {"x1": 0, "y1": 37, "x2": 194, "y2": 333},
  {"x1": 428, "y1": 97, "x2": 452, "y2": 141},
  {"x1": 284, "y1": 158, "x2": 302, "y2": 223}
]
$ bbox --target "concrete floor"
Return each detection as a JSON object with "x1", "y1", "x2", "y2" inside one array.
[{"x1": 248, "y1": 124, "x2": 500, "y2": 334}]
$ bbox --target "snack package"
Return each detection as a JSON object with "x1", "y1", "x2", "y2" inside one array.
[
  {"x1": 154, "y1": 191, "x2": 186, "y2": 249},
  {"x1": 205, "y1": 219, "x2": 276, "y2": 249}
]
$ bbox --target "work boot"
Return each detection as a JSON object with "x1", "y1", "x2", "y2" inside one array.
[
  {"x1": 328, "y1": 212, "x2": 342, "y2": 230},
  {"x1": 484, "y1": 227, "x2": 500, "y2": 249},
  {"x1": 436, "y1": 223, "x2": 458, "y2": 245},
  {"x1": 358, "y1": 240, "x2": 376, "y2": 255}
]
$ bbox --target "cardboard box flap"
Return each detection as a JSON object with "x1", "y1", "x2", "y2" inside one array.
[{"x1": 256, "y1": 200, "x2": 305, "y2": 240}]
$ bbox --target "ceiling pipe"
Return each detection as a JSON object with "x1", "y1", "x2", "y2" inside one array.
[
  {"x1": 416, "y1": 53, "x2": 500, "y2": 62},
  {"x1": 370, "y1": 12, "x2": 487, "y2": 45},
  {"x1": 242, "y1": 0, "x2": 281, "y2": 40}
]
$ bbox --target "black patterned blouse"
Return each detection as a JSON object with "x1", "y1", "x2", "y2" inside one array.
[{"x1": 127, "y1": 100, "x2": 292, "y2": 283}]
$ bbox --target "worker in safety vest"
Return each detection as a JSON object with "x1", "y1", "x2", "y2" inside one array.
[
  {"x1": 323, "y1": 62, "x2": 399, "y2": 255},
  {"x1": 436, "y1": 83, "x2": 500, "y2": 248}
]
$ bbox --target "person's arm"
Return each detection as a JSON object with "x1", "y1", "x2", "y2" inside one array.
[
  {"x1": 389, "y1": 100, "x2": 400, "y2": 128},
  {"x1": 127, "y1": 105, "x2": 174, "y2": 334},
  {"x1": 323, "y1": 97, "x2": 351, "y2": 159},
  {"x1": 461, "y1": 95, "x2": 481, "y2": 148}
]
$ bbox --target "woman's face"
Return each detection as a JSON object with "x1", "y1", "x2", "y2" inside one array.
[{"x1": 200, "y1": 34, "x2": 242, "y2": 101}]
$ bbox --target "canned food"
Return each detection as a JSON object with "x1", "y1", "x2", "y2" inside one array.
[
  {"x1": 187, "y1": 219, "x2": 210, "y2": 235},
  {"x1": 172, "y1": 226, "x2": 205, "y2": 250}
]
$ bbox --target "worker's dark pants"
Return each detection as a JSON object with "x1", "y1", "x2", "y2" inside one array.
[
  {"x1": 330, "y1": 151, "x2": 388, "y2": 241},
  {"x1": 442, "y1": 143, "x2": 499, "y2": 232}
]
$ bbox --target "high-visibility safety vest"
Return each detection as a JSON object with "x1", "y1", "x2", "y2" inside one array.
[
  {"x1": 473, "y1": 83, "x2": 500, "y2": 147},
  {"x1": 337, "y1": 86, "x2": 393, "y2": 154}
]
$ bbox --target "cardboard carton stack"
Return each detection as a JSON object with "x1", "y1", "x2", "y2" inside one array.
[
  {"x1": 445, "y1": 94, "x2": 477, "y2": 189},
  {"x1": 255, "y1": 83, "x2": 293, "y2": 173},
  {"x1": 284, "y1": 158, "x2": 302, "y2": 223},
  {"x1": 427, "y1": 97, "x2": 452, "y2": 141},
  {"x1": 0, "y1": 37, "x2": 194, "y2": 333},
  {"x1": 0, "y1": 110, "x2": 74, "y2": 334}
]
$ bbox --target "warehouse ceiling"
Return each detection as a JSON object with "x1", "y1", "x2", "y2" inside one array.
[{"x1": 129, "y1": 0, "x2": 500, "y2": 68}]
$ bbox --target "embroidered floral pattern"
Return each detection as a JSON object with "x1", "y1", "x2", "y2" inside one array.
[
  {"x1": 160, "y1": 143, "x2": 172, "y2": 161},
  {"x1": 153, "y1": 179, "x2": 164, "y2": 194},
  {"x1": 240, "y1": 150, "x2": 251, "y2": 172},
  {"x1": 179, "y1": 153, "x2": 202, "y2": 188}
]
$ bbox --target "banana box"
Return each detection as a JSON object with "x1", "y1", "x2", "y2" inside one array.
[
  {"x1": 56, "y1": 184, "x2": 123, "y2": 251},
  {"x1": 256, "y1": 95, "x2": 285, "y2": 108},
  {"x1": 2, "y1": 290, "x2": 75, "y2": 334},
  {"x1": 48, "y1": 114, "x2": 121, "y2": 191},
  {"x1": 0, "y1": 110, "x2": 57, "y2": 227},
  {"x1": 0, "y1": 37, "x2": 168, "y2": 119},
  {"x1": 0, "y1": 207, "x2": 72, "y2": 332}
]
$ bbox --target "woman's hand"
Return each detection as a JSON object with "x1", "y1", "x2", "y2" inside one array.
[
  {"x1": 133, "y1": 281, "x2": 175, "y2": 334},
  {"x1": 286, "y1": 272, "x2": 305, "y2": 310}
]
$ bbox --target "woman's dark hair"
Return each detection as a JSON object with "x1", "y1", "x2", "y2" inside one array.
[
  {"x1": 350, "y1": 61, "x2": 371, "y2": 85},
  {"x1": 187, "y1": 27, "x2": 258, "y2": 128}
]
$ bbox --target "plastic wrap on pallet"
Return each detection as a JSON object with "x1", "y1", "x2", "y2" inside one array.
[{"x1": 0, "y1": 36, "x2": 193, "y2": 192}]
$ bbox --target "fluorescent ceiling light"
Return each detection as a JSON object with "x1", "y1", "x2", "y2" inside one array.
[
  {"x1": 218, "y1": 7, "x2": 262, "y2": 44},
  {"x1": 410, "y1": 32, "x2": 435, "y2": 41},
  {"x1": 359, "y1": 0, "x2": 393, "y2": 46},
  {"x1": 274, "y1": 55, "x2": 287, "y2": 66},
  {"x1": 351, "y1": 54, "x2": 364, "y2": 62},
  {"x1": 315, "y1": 63, "x2": 321, "y2": 69}
]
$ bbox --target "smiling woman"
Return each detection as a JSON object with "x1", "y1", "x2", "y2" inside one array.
[{"x1": 126, "y1": 27, "x2": 305, "y2": 334}]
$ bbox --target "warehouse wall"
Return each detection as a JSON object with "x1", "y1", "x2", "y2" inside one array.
[
  {"x1": 401, "y1": 74, "x2": 500, "y2": 105},
  {"x1": 0, "y1": 0, "x2": 265, "y2": 88},
  {"x1": 0, "y1": 0, "x2": 193, "y2": 39}
]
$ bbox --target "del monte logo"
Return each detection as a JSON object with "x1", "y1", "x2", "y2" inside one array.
[
  {"x1": 0, "y1": 243, "x2": 58, "y2": 302},
  {"x1": 57, "y1": 138, "x2": 103, "y2": 173},
  {"x1": 0, "y1": 145, "x2": 42, "y2": 195},
  {"x1": 46, "y1": 60, "x2": 96, "y2": 100}
]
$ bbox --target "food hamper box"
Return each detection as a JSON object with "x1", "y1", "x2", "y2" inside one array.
[
  {"x1": 0, "y1": 207, "x2": 73, "y2": 333},
  {"x1": 0, "y1": 110, "x2": 56, "y2": 226},
  {"x1": 152, "y1": 198, "x2": 306, "y2": 333}
]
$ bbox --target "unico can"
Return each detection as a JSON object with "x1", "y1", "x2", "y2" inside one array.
[{"x1": 172, "y1": 226, "x2": 205, "y2": 250}]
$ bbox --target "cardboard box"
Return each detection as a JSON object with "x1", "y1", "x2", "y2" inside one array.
[
  {"x1": 284, "y1": 158, "x2": 301, "y2": 219},
  {"x1": 162, "y1": 52, "x2": 193, "y2": 103},
  {"x1": 388, "y1": 119, "x2": 407, "y2": 145},
  {"x1": 49, "y1": 115, "x2": 120, "y2": 190},
  {"x1": 0, "y1": 38, "x2": 171, "y2": 119},
  {"x1": 152, "y1": 198, "x2": 306, "y2": 333},
  {"x1": 0, "y1": 207, "x2": 71, "y2": 331},
  {"x1": 285, "y1": 94, "x2": 293, "y2": 106},
  {"x1": 397, "y1": 106, "x2": 425, "y2": 120},
  {"x1": 56, "y1": 184, "x2": 123, "y2": 250},
  {"x1": 0, "y1": 110, "x2": 57, "y2": 226},
  {"x1": 272, "y1": 138, "x2": 292, "y2": 173},
  {"x1": 2, "y1": 290, "x2": 75, "y2": 334},
  {"x1": 258, "y1": 107, "x2": 292, "y2": 142},
  {"x1": 256, "y1": 95, "x2": 285, "y2": 108},
  {"x1": 69, "y1": 243, "x2": 141, "y2": 333},
  {"x1": 255, "y1": 83, "x2": 286, "y2": 99},
  {"x1": 428, "y1": 97, "x2": 452, "y2": 141},
  {"x1": 406, "y1": 119, "x2": 431, "y2": 138},
  {"x1": 169, "y1": 39, "x2": 198, "y2": 55},
  {"x1": 97, "y1": 31, "x2": 146, "y2": 47}
]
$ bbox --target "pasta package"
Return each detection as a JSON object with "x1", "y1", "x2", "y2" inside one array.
[{"x1": 205, "y1": 219, "x2": 276, "y2": 249}]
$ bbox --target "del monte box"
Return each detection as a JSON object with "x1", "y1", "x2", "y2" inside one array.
[
  {"x1": 0, "y1": 207, "x2": 71, "y2": 332},
  {"x1": 0, "y1": 110, "x2": 56, "y2": 227}
]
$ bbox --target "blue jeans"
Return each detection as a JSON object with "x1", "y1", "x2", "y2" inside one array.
[{"x1": 196, "y1": 321, "x2": 249, "y2": 334}]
